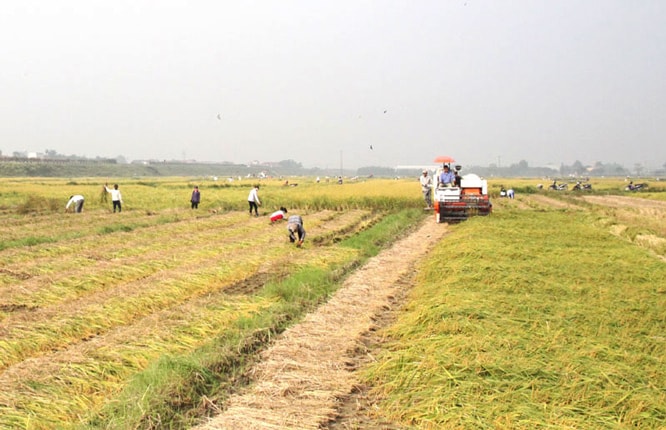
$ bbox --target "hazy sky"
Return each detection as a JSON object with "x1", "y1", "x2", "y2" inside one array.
[{"x1": 1, "y1": 1, "x2": 665, "y2": 169}]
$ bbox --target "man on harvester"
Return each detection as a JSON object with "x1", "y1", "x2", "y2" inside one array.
[
  {"x1": 432, "y1": 158, "x2": 492, "y2": 223},
  {"x1": 438, "y1": 165, "x2": 456, "y2": 187}
]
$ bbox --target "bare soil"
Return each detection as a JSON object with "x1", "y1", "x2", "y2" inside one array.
[
  {"x1": 581, "y1": 194, "x2": 666, "y2": 210},
  {"x1": 192, "y1": 219, "x2": 448, "y2": 430}
]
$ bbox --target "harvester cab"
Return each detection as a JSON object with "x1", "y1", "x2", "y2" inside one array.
[{"x1": 433, "y1": 163, "x2": 492, "y2": 223}]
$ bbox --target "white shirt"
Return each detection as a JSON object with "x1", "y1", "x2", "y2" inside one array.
[
  {"x1": 66, "y1": 195, "x2": 84, "y2": 209},
  {"x1": 247, "y1": 187, "x2": 260, "y2": 204},
  {"x1": 419, "y1": 174, "x2": 432, "y2": 190},
  {"x1": 105, "y1": 187, "x2": 122, "y2": 202}
]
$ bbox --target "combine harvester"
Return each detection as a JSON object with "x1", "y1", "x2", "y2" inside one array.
[{"x1": 432, "y1": 156, "x2": 492, "y2": 223}]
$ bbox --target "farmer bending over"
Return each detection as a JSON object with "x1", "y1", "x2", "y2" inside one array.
[{"x1": 287, "y1": 215, "x2": 306, "y2": 247}]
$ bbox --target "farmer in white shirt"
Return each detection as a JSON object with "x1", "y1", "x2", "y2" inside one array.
[
  {"x1": 247, "y1": 185, "x2": 261, "y2": 217},
  {"x1": 65, "y1": 195, "x2": 85, "y2": 213},
  {"x1": 104, "y1": 183, "x2": 123, "y2": 213},
  {"x1": 419, "y1": 170, "x2": 433, "y2": 209}
]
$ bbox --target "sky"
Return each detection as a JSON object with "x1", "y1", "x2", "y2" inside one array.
[{"x1": 1, "y1": 1, "x2": 665, "y2": 170}]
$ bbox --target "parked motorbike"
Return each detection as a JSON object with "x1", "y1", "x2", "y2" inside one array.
[
  {"x1": 548, "y1": 181, "x2": 568, "y2": 191},
  {"x1": 625, "y1": 182, "x2": 648, "y2": 191},
  {"x1": 572, "y1": 181, "x2": 592, "y2": 191}
]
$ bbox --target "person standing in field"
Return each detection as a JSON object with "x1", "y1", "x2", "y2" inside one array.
[
  {"x1": 287, "y1": 214, "x2": 306, "y2": 247},
  {"x1": 190, "y1": 186, "x2": 201, "y2": 209},
  {"x1": 104, "y1": 183, "x2": 123, "y2": 213},
  {"x1": 65, "y1": 195, "x2": 85, "y2": 213},
  {"x1": 419, "y1": 170, "x2": 433, "y2": 209},
  {"x1": 247, "y1": 184, "x2": 261, "y2": 216},
  {"x1": 270, "y1": 207, "x2": 288, "y2": 223}
]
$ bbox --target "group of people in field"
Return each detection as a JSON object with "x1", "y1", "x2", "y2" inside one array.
[
  {"x1": 420, "y1": 167, "x2": 513, "y2": 209},
  {"x1": 419, "y1": 165, "x2": 462, "y2": 209},
  {"x1": 244, "y1": 184, "x2": 305, "y2": 247},
  {"x1": 66, "y1": 182, "x2": 306, "y2": 247},
  {"x1": 65, "y1": 183, "x2": 123, "y2": 214}
]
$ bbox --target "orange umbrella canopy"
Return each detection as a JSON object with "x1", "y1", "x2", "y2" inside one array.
[{"x1": 434, "y1": 156, "x2": 455, "y2": 164}]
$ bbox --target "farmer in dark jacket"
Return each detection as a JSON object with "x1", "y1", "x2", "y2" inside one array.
[{"x1": 191, "y1": 186, "x2": 201, "y2": 209}]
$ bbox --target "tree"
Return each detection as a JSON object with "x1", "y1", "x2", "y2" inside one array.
[
  {"x1": 571, "y1": 160, "x2": 585, "y2": 176},
  {"x1": 277, "y1": 159, "x2": 302, "y2": 169}
]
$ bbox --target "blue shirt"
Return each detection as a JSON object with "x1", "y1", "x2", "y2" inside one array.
[{"x1": 439, "y1": 170, "x2": 455, "y2": 185}]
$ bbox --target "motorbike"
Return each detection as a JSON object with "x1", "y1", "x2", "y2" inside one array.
[
  {"x1": 572, "y1": 182, "x2": 592, "y2": 191},
  {"x1": 625, "y1": 182, "x2": 648, "y2": 191},
  {"x1": 548, "y1": 182, "x2": 568, "y2": 191}
]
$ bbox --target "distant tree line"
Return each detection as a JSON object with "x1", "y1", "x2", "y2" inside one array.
[
  {"x1": 1, "y1": 149, "x2": 122, "y2": 164},
  {"x1": 1, "y1": 149, "x2": 663, "y2": 178},
  {"x1": 471, "y1": 159, "x2": 664, "y2": 178}
]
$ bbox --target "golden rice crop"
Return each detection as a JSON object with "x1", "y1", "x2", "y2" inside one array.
[
  {"x1": 0, "y1": 198, "x2": 381, "y2": 427},
  {"x1": 1, "y1": 211, "x2": 366, "y2": 370},
  {"x1": 362, "y1": 199, "x2": 666, "y2": 428}
]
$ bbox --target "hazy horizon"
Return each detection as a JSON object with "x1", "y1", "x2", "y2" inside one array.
[{"x1": 2, "y1": 1, "x2": 665, "y2": 170}]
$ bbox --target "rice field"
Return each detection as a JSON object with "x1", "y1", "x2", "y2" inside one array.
[
  {"x1": 1, "y1": 175, "x2": 665, "y2": 429},
  {"x1": 0, "y1": 176, "x2": 426, "y2": 429},
  {"x1": 362, "y1": 187, "x2": 666, "y2": 429}
]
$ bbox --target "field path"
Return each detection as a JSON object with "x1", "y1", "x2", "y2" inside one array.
[
  {"x1": 192, "y1": 218, "x2": 448, "y2": 430},
  {"x1": 581, "y1": 194, "x2": 666, "y2": 210}
]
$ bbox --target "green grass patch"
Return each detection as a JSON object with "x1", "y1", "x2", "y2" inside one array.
[
  {"x1": 97, "y1": 224, "x2": 135, "y2": 234},
  {"x1": 340, "y1": 208, "x2": 424, "y2": 256},
  {"x1": 0, "y1": 236, "x2": 58, "y2": 250}
]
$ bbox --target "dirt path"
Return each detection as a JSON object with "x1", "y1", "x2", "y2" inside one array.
[
  {"x1": 581, "y1": 194, "x2": 666, "y2": 210},
  {"x1": 192, "y1": 219, "x2": 448, "y2": 430}
]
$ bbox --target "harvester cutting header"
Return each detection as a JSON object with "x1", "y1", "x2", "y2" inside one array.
[{"x1": 431, "y1": 156, "x2": 492, "y2": 223}]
